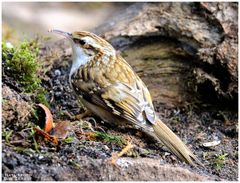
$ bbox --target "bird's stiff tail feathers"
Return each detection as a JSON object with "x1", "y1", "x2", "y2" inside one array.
[{"x1": 153, "y1": 118, "x2": 202, "y2": 166}]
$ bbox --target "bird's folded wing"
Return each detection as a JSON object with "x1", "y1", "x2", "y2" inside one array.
[{"x1": 71, "y1": 54, "x2": 156, "y2": 126}]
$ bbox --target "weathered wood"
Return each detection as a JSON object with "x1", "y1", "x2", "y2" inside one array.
[{"x1": 95, "y1": 2, "x2": 238, "y2": 108}]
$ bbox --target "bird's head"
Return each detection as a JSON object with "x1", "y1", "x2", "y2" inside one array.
[
  {"x1": 50, "y1": 29, "x2": 116, "y2": 77},
  {"x1": 50, "y1": 29, "x2": 115, "y2": 57}
]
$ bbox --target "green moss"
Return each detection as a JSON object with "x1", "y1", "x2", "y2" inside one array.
[
  {"x1": 2, "y1": 39, "x2": 49, "y2": 106},
  {"x1": 36, "y1": 89, "x2": 49, "y2": 108},
  {"x1": 62, "y1": 136, "x2": 75, "y2": 144},
  {"x1": 95, "y1": 131, "x2": 126, "y2": 147},
  {"x1": 3, "y1": 40, "x2": 40, "y2": 92},
  {"x1": 14, "y1": 147, "x2": 36, "y2": 154}
]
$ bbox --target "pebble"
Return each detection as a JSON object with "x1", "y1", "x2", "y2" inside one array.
[
  {"x1": 55, "y1": 91, "x2": 62, "y2": 98},
  {"x1": 6, "y1": 42, "x2": 13, "y2": 49},
  {"x1": 164, "y1": 152, "x2": 171, "y2": 156},
  {"x1": 103, "y1": 145, "x2": 110, "y2": 151},
  {"x1": 202, "y1": 140, "x2": 221, "y2": 147},
  {"x1": 98, "y1": 153, "x2": 108, "y2": 159},
  {"x1": 54, "y1": 69, "x2": 61, "y2": 76}
]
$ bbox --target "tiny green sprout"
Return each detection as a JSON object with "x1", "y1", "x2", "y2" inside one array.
[
  {"x1": 203, "y1": 152, "x2": 209, "y2": 160},
  {"x1": 62, "y1": 136, "x2": 75, "y2": 144},
  {"x1": 2, "y1": 129, "x2": 13, "y2": 144},
  {"x1": 95, "y1": 131, "x2": 127, "y2": 147},
  {"x1": 28, "y1": 128, "x2": 39, "y2": 152},
  {"x1": 214, "y1": 153, "x2": 228, "y2": 170},
  {"x1": 31, "y1": 108, "x2": 39, "y2": 121},
  {"x1": 56, "y1": 110, "x2": 67, "y2": 118},
  {"x1": 14, "y1": 147, "x2": 36, "y2": 154},
  {"x1": 68, "y1": 160, "x2": 81, "y2": 169},
  {"x1": 28, "y1": 127, "x2": 36, "y2": 139},
  {"x1": 14, "y1": 147, "x2": 28, "y2": 153},
  {"x1": 32, "y1": 137, "x2": 40, "y2": 153}
]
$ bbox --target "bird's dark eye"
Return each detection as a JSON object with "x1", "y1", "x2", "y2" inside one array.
[
  {"x1": 73, "y1": 38, "x2": 86, "y2": 46},
  {"x1": 79, "y1": 39, "x2": 86, "y2": 45}
]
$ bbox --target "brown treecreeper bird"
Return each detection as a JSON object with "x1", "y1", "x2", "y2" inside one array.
[{"x1": 50, "y1": 29, "x2": 201, "y2": 165}]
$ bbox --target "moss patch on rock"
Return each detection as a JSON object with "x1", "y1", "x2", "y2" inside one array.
[{"x1": 2, "y1": 39, "x2": 48, "y2": 106}]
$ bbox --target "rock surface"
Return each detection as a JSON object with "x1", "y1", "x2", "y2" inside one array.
[{"x1": 2, "y1": 145, "x2": 210, "y2": 181}]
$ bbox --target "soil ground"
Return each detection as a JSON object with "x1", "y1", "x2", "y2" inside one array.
[{"x1": 2, "y1": 41, "x2": 238, "y2": 180}]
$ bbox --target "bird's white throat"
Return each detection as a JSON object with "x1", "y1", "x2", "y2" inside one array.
[{"x1": 69, "y1": 43, "x2": 90, "y2": 78}]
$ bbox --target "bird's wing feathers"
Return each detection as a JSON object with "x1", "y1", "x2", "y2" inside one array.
[{"x1": 71, "y1": 54, "x2": 156, "y2": 125}]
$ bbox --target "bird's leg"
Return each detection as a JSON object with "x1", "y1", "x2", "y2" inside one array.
[
  {"x1": 63, "y1": 110, "x2": 92, "y2": 120},
  {"x1": 75, "y1": 110, "x2": 92, "y2": 120},
  {"x1": 110, "y1": 142, "x2": 134, "y2": 166}
]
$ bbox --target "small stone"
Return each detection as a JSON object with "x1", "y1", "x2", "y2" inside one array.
[
  {"x1": 164, "y1": 152, "x2": 171, "y2": 156},
  {"x1": 55, "y1": 92, "x2": 62, "y2": 98},
  {"x1": 103, "y1": 145, "x2": 110, "y2": 151},
  {"x1": 202, "y1": 140, "x2": 221, "y2": 147},
  {"x1": 98, "y1": 153, "x2": 108, "y2": 159},
  {"x1": 6, "y1": 42, "x2": 13, "y2": 49},
  {"x1": 54, "y1": 69, "x2": 61, "y2": 76}
]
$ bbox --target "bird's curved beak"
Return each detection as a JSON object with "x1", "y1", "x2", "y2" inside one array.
[{"x1": 49, "y1": 29, "x2": 72, "y2": 38}]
